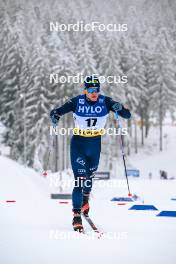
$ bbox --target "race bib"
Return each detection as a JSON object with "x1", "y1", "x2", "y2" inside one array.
[{"x1": 73, "y1": 95, "x2": 108, "y2": 130}]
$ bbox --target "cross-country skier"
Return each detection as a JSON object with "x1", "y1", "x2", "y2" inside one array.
[{"x1": 50, "y1": 75, "x2": 131, "y2": 232}]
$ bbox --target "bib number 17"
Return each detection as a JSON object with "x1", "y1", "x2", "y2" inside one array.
[{"x1": 85, "y1": 118, "x2": 97, "y2": 127}]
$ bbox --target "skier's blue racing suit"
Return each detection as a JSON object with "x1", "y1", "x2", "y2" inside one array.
[{"x1": 50, "y1": 94, "x2": 131, "y2": 211}]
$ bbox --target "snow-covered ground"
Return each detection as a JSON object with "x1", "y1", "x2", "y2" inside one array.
[
  {"x1": 0, "y1": 154, "x2": 176, "y2": 264},
  {"x1": 1, "y1": 121, "x2": 176, "y2": 264},
  {"x1": 129, "y1": 124, "x2": 176, "y2": 179}
]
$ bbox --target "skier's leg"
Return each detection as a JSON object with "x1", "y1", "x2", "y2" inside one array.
[
  {"x1": 70, "y1": 137, "x2": 89, "y2": 209},
  {"x1": 72, "y1": 175, "x2": 85, "y2": 212},
  {"x1": 82, "y1": 138, "x2": 101, "y2": 215},
  {"x1": 70, "y1": 136, "x2": 89, "y2": 230},
  {"x1": 83, "y1": 137, "x2": 101, "y2": 193}
]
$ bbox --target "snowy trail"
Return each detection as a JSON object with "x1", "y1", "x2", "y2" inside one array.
[
  {"x1": 0, "y1": 156, "x2": 176, "y2": 264},
  {"x1": 129, "y1": 125, "x2": 176, "y2": 178}
]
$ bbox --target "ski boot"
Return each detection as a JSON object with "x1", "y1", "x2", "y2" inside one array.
[
  {"x1": 72, "y1": 210, "x2": 83, "y2": 232},
  {"x1": 81, "y1": 193, "x2": 90, "y2": 216}
]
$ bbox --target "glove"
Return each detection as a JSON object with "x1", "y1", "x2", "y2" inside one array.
[
  {"x1": 112, "y1": 102, "x2": 122, "y2": 112},
  {"x1": 50, "y1": 110, "x2": 59, "y2": 128}
]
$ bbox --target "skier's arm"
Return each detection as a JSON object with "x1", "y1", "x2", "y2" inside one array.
[
  {"x1": 50, "y1": 97, "x2": 77, "y2": 125},
  {"x1": 105, "y1": 96, "x2": 131, "y2": 119}
]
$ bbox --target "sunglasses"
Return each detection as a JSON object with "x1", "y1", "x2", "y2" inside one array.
[{"x1": 87, "y1": 87, "x2": 99, "y2": 93}]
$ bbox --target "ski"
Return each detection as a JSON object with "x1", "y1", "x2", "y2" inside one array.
[{"x1": 82, "y1": 213, "x2": 104, "y2": 239}]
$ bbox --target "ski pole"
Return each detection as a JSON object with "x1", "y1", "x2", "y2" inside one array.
[
  {"x1": 115, "y1": 112, "x2": 132, "y2": 197},
  {"x1": 43, "y1": 126, "x2": 55, "y2": 176}
]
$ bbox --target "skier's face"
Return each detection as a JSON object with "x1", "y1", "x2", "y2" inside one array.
[{"x1": 86, "y1": 91, "x2": 99, "y2": 101}]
